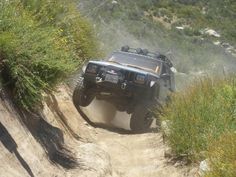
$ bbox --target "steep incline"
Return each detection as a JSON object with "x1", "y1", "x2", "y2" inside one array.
[
  {"x1": 0, "y1": 86, "x2": 112, "y2": 177},
  {"x1": 0, "y1": 85, "x2": 197, "y2": 177}
]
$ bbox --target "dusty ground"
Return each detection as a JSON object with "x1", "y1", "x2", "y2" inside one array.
[
  {"x1": 0, "y1": 85, "x2": 197, "y2": 177},
  {"x1": 92, "y1": 127, "x2": 197, "y2": 177},
  {"x1": 77, "y1": 89, "x2": 198, "y2": 177}
]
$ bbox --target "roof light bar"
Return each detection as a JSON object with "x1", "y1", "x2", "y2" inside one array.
[{"x1": 120, "y1": 45, "x2": 173, "y2": 67}]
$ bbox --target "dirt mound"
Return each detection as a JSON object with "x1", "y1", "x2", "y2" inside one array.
[{"x1": 0, "y1": 86, "x2": 112, "y2": 177}]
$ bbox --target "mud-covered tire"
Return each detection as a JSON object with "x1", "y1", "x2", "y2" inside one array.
[
  {"x1": 130, "y1": 103, "x2": 153, "y2": 132},
  {"x1": 73, "y1": 77, "x2": 94, "y2": 107}
]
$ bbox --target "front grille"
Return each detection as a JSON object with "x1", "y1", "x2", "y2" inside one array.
[
  {"x1": 96, "y1": 65, "x2": 138, "y2": 83},
  {"x1": 124, "y1": 71, "x2": 136, "y2": 82}
]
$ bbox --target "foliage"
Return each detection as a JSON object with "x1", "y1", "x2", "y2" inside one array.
[
  {"x1": 79, "y1": 0, "x2": 236, "y2": 74},
  {"x1": 0, "y1": 0, "x2": 98, "y2": 109},
  {"x1": 206, "y1": 132, "x2": 236, "y2": 177},
  {"x1": 150, "y1": 0, "x2": 236, "y2": 45},
  {"x1": 160, "y1": 76, "x2": 236, "y2": 162},
  {"x1": 22, "y1": 0, "x2": 99, "y2": 59},
  {"x1": 80, "y1": 0, "x2": 236, "y2": 45}
]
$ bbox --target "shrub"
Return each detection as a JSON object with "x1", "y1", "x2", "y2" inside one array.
[
  {"x1": 22, "y1": 0, "x2": 99, "y2": 60},
  {"x1": 161, "y1": 77, "x2": 236, "y2": 161},
  {"x1": 0, "y1": 0, "x2": 98, "y2": 109},
  {"x1": 206, "y1": 132, "x2": 236, "y2": 177}
]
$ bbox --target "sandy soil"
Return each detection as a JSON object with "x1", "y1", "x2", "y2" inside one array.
[
  {"x1": 80, "y1": 94, "x2": 198, "y2": 177},
  {"x1": 0, "y1": 85, "x2": 197, "y2": 177},
  {"x1": 93, "y1": 128, "x2": 197, "y2": 177}
]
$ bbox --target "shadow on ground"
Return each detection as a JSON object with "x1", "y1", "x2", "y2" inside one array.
[
  {"x1": 0, "y1": 122, "x2": 35, "y2": 177},
  {"x1": 75, "y1": 105, "x2": 158, "y2": 135},
  {"x1": 0, "y1": 88, "x2": 78, "y2": 170}
]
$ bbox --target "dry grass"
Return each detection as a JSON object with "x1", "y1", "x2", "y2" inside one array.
[
  {"x1": 160, "y1": 76, "x2": 236, "y2": 169},
  {"x1": 206, "y1": 132, "x2": 236, "y2": 177}
]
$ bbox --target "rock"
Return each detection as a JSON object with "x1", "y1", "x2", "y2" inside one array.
[
  {"x1": 232, "y1": 52, "x2": 236, "y2": 57},
  {"x1": 170, "y1": 67, "x2": 177, "y2": 73},
  {"x1": 161, "y1": 120, "x2": 171, "y2": 143},
  {"x1": 111, "y1": 0, "x2": 118, "y2": 4},
  {"x1": 203, "y1": 28, "x2": 221, "y2": 38},
  {"x1": 176, "y1": 26, "x2": 184, "y2": 30},
  {"x1": 226, "y1": 46, "x2": 234, "y2": 51},
  {"x1": 198, "y1": 159, "x2": 210, "y2": 177},
  {"x1": 213, "y1": 41, "x2": 220, "y2": 45},
  {"x1": 221, "y1": 42, "x2": 230, "y2": 48},
  {"x1": 161, "y1": 120, "x2": 170, "y2": 135},
  {"x1": 201, "y1": 7, "x2": 207, "y2": 15}
]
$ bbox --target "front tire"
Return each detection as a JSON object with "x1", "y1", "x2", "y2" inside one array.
[
  {"x1": 73, "y1": 77, "x2": 94, "y2": 107},
  {"x1": 130, "y1": 102, "x2": 153, "y2": 132}
]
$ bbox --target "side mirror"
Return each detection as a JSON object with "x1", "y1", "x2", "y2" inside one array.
[{"x1": 161, "y1": 73, "x2": 170, "y2": 79}]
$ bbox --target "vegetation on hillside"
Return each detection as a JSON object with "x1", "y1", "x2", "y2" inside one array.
[
  {"x1": 161, "y1": 76, "x2": 236, "y2": 176},
  {"x1": 81, "y1": 0, "x2": 236, "y2": 44},
  {"x1": 206, "y1": 132, "x2": 236, "y2": 177},
  {"x1": 0, "y1": 0, "x2": 99, "y2": 109},
  {"x1": 79, "y1": 0, "x2": 236, "y2": 74},
  {"x1": 148, "y1": 0, "x2": 236, "y2": 45}
]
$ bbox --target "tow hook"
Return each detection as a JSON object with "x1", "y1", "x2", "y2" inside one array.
[{"x1": 121, "y1": 82, "x2": 127, "y2": 90}]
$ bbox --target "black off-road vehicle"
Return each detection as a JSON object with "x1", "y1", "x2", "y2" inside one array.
[{"x1": 73, "y1": 46, "x2": 175, "y2": 131}]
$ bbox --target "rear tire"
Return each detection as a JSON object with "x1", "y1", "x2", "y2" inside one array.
[
  {"x1": 130, "y1": 102, "x2": 153, "y2": 132},
  {"x1": 73, "y1": 77, "x2": 94, "y2": 107}
]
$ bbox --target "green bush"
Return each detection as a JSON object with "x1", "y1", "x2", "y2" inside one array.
[
  {"x1": 22, "y1": 0, "x2": 99, "y2": 60},
  {"x1": 161, "y1": 77, "x2": 236, "y2": 161},
  {"x1": 0, "y1": 0, "x2": 98, "y2": 109},
  {"x1": 116, "y1": 0, "x2": 236, "y2": 44},
  {"x1": 206, "y1": 132, "x2": 236, "y2": 177}
]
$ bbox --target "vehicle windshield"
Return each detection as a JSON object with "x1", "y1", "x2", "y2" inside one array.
[{"x1": 107, "y1": 52, "x2": 162, "y2": 73}]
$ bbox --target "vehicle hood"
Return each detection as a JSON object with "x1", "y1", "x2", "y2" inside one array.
[{"x1": 89, "y1": 60, "x2": 159, "y2": 78}]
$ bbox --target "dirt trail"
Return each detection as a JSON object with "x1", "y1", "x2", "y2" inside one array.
[
  {"x1": 80, "y1": 98, "x2": 197, "y2": 177},
  {"x1": 0, "y1": 85, "x2": 197, "y2": 177},
  {"x1": 87, "y1": 125, "x2": 197, "y2": 177}
]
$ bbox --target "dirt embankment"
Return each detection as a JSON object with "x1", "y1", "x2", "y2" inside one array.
[{"x1": 0, "y1": 85, "x2": 197, "y2": 177}]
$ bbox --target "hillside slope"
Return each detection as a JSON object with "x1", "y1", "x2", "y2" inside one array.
[
  {"x1": 0, "y1": 86, "x2": 112, "y2": 177},
  {"x1": 79, "y1": 0, "x2": 236, "y2": 75}
]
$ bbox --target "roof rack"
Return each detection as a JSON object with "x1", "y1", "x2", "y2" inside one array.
[{"x1": 121, "y1": 45, "x2": 173, "y2": 67}]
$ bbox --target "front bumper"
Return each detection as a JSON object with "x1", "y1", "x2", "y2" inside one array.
[{"x1": 84, "y1": 74, "x2": 149, "y2": 98}]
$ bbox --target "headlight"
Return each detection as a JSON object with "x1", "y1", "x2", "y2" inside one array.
[
  {"x1": 86, "y1": 64, "x2": 98, "y2": 74},
  {"x1": 135, "y1": 74, "x2": 146, "y2": 84}
]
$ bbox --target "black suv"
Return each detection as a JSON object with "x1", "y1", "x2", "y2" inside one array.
[{"x1": 73, "y1": 46, "x2": 175, "y2": 131}]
